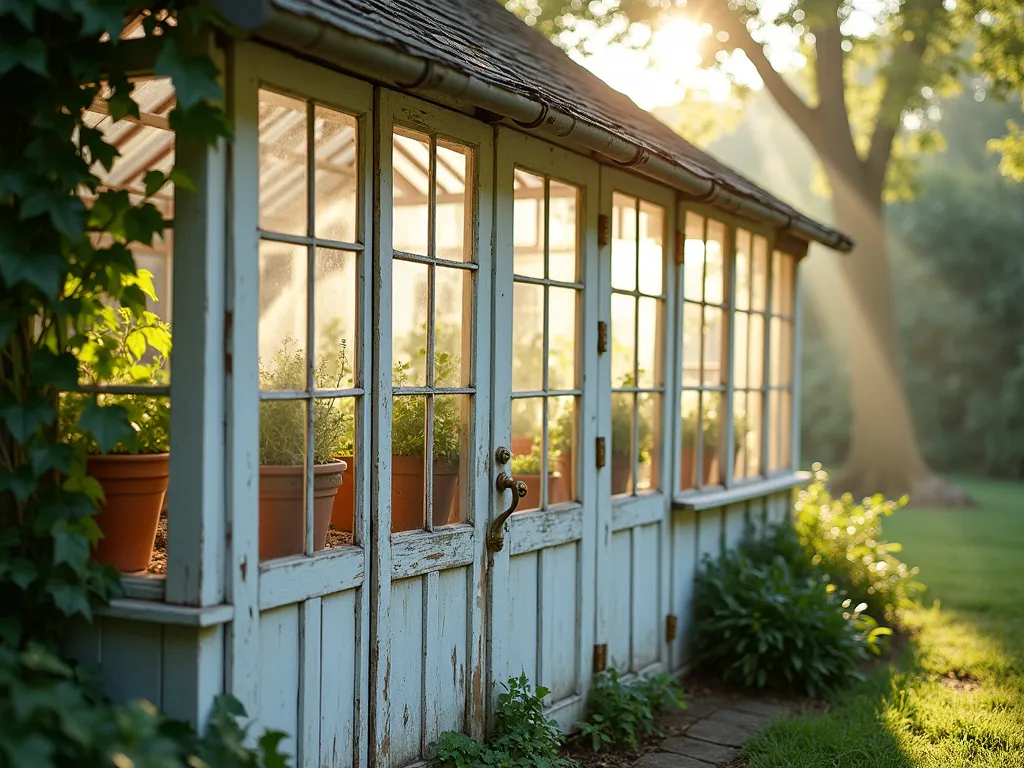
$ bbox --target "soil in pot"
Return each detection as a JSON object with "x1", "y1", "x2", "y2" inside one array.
[
  {"x1": 391, "y1": 456, "x2": 460, "y2": 532},
  {"x1": 259, "y1": 461, "x2": 345, "y2": 561},
  {"x1": 88, "y1": 453, "x2": 170, "y2": 573}
]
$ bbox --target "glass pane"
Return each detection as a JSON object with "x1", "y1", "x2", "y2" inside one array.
[
  {"x1": 436, "y1": 140, "x2": 472, "y2": 262},
  {"x1": 732, "y1": 391, "x2": 747, "y2": 480},
  {"x1": 433, "y1": 394, "x2": 468, "y2": 526},
  {"x1": 548, "y1": 287, "x2": 577, "y2": 391},
  {"x1": 705, "y1": 219, "x2": 727, "y2": 305},
  {"x1": 434, "y1": 266, "x2": 470, "y2": 387},
  {"x1": 735, "y1": 229, "x2": 751, "y2": 311},
  {"x1": 680, "y1": 390, "x2": 700, "y2": 491},
  {"x1": 314, "y1": 106, "x2": 358, "y2": 243},
  {"x1": 327, "y1": 396, "x2": 357, "y2": 544},
  {"x1": 733, "y1": 311, "x2": 749, "y2": 389},
  {"x1": 702, "y1": 305, "x2": 726, "y2": 386},
  {"x1": 513, "y1": 170, "x2": 545, "y2": 278},
  {"x1": 259, "y1": 397, "x2": 309, "y2": 561},
  {"x1": 702, "y1": 391, "x2": 723, "y2": 487},
  {"x1": 610, "y1": 293, "x2": 636, "y2": 388},
  {"x1": 770, "y1": 317, "x2": 783, "y2": 387},
  {"x1": 391, "y1": 395, "x2": 426, "y2": 532},
  {"x1": 611, "y1": 193, "x2": 637, "y2": 292},
  {"x1": 259, "y1": 241, "x2": 307, "y2": 387},
  {"x1": 637, "y1": 392, "x2": 660, "y2": 492},
  {"x1": 610, "y1": 392, "x2": 634, "y2": 495},
  {"x1": 779, "y1": 390, "x2": 792, "y2": 469},
  {"x1": 549, "y1": 180, "x2": 578, "y2": 282},
  {"x1": 638, "y1": 201, "x2": 664, "y2": 296},
  {"x1": 549, "y1": 396, "x2": 576, "y2": 505},
  {"x1": 748, "y1": 313, "x2": 765, "y2": 389},
  {"x1": 637, "y1": 297, "x2": 660, "y2": 388},
  {"x1": 780, "y1": 319, "x2": 793, "y2": 385},
  {"x1": 392, "y1": 129, "x2": 430, "y2": 256},
  {"x1": 745, "y1": 392, "x2": 763, "y2": 479},
  {"x1": 512, "y1": 282, "x2": 544, "y2": 392},
  {"x1": 681, "y1": 302, "x2": 702, "y2": 387},
  {"x1": 259, "y1": 90, "x2": 307, "y2": 236},
  {"x1": 683, "y1": 213, "x2": 705, "y2": 302},
  {"x1": 771, "y1": 250, "x2": 783, "y2": 314},
  {"x1": 314, "y1": 248, "x2": 357, "y2": 389},
  {"x1": 313, "y1": 397, "x2": 350, "y2": 553},
  {"x1": 768, "y1": 389, "x2": 782, "y2": 472},
  {"x1": 752, "y1": 236, "x2": 769, "y2": 311},
  {"x1": 393, "y1": 259, "x2": 428, "y2": 386},
  {"x1": 510, "y1": 397, "x2": 543, "y2": 512},
  {"x1": 780, "y1": 253, "x2": 795, "y2": 316}
]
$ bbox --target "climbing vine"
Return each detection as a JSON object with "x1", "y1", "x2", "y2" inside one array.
[{"x1": 0, "y1": 2, "x2": 285, "y2": 765}]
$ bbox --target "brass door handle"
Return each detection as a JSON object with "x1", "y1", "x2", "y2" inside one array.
[{"x1": 488, "y1": 472, "x2": 528, "y2": 552}]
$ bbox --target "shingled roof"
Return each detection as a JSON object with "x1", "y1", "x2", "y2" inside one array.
[{"x1": 221, "y1": 0, "x2": 852, "y2": 251}]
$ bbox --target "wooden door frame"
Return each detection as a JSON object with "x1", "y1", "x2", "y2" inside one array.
[{"x1": 489, "y1": 127, "x2": 600, "y2": 731}]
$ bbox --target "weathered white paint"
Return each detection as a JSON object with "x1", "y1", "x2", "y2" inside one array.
[
  {"x1": 259, "y1": 605, "x2": 301, "y2": 761},
  {"x1": 696, "y1": 509, "x2": 724, "y2": 570},
  {"x1": 319, "y1": 591, "x2": 358, "y2": 768},
  {"x1": 723, "y1": 503, "x2": 748, "y2": 551},
  {"x1": 669, "y1": 509, "x2": 698, "y2": 670},
  {"x1": 258, "y1": 549, "x2": 364, "y2": 611}
]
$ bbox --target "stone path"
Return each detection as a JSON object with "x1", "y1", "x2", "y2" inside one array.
[{"x1": 634, "y1": 693, "x2": 793, "y2": 768}]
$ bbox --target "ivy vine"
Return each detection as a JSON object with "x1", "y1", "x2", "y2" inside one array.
[{"x1": 0, "y1": 2, "x2": 286, "y2": 765}]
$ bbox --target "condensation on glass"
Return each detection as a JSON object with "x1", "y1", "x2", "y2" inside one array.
[
  {"x1": 511, "y1": 170, "x2": 581, "y2": 511},
  {"x1": 391, "y1": 128, "x2": 475, "y2": 532},
  {"x1": 679, "y1": 212, "x2": 730, "y2": 491},
  {"x1": 610, "y1": 193, "x2": 665, "y2": 495},
  {"x1": 256, "y1": 88, "x2": 362, "y2": 562}
]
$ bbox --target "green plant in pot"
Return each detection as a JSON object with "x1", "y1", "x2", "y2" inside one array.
[
  {"x1": 510, "y1": 438, "x2": 564, "y2": 510},
  {"x1": 680, "y1": 398, "x2": 750, "y2": 487},
  {"x1": 258, "y1": 338, "x2": 349, "y2": 560},
  {"x1": 60, "y1": 305, "x2": 172, "y2": 574},
  {"x1": 391, "y1": 351, "x2": 464, "y2": 531},
  {"x1": 610, "y1": 373, "x2": 653, "y2": 495}
]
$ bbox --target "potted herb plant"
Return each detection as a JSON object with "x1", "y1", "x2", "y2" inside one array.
[
  {"x1": 610, "y1": 374, "x2": 652, "y2": 495},
  {"x1": 509, "y1": 438, "x2": 564, "y2": 510},
  {"x1": 60, "y1": 307, "x2": 172, "y2": 573},
  {"x1": 391, "y1": 351, "x2": 464, "y2": 531},
  {"x1": 259, "y1": 340, "x2": 348, "y2": 560},
  {"x1": 680, "y1": 399, "x2": 749, "y2": 487}
]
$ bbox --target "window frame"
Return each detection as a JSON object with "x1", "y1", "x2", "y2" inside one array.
[{"x1": 673, "y1": 202, "x2": 803, "y2": 508}]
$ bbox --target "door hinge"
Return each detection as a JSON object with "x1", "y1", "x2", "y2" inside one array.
[
  {"x1": 596, "y1": 437, "x2": 606, "y2": 469},
  {"x1": 597, "y1": 320, "x2": 608, "y2": 354},
  {"x1": 593, "y1": 643, "x2": 608, "y2": 673},
  {"x1": 665, "y1": 613, "x2": 678, "y2": 643},
  {"x1": 597, "y1": 213, "x2": 609, "y2": 247}
]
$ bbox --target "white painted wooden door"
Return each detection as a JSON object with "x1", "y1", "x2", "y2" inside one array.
[
  {"x1": 594, "y1": 167, "x2": 676, "y2": 677},
  {"x1": 489, "y1": 129, "x2": 600, "y2": 732}
]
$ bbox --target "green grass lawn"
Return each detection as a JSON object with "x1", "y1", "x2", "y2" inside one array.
[{"x1": 742, "y1": 478, "x2": 1024, "y2": 767}]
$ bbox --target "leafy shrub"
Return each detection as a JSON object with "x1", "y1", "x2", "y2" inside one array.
[
  {"x1": 431, "y1": 675, "x2": 576, "y2": 768},
  {"x1": 576, "y1": 669, "x2": 685, "y2": 751},
  {"x1": 392, "y1": 353, "x2": 463, "y2": 462},
  {"x1": 794, "y1": 467, "x2": 924, "y2": 624},
  {"x1": 692, "y1": 545, "x2": 889, "y2": 697}
]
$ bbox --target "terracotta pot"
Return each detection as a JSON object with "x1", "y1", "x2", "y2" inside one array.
[
  {"x1": 680, "y1": 448, "x2": 718, "y2": 488},
  {"x1": 87, "y1": 453, "x2": 169, "y2": 573},
  {"x1": 510, "y1": 436, "x2": 534, "y2": 458},
  {"x1": 611, "y1": 453, "x2": 633, "y2": 495},
  {"x1": 555, "y1": 450, "x2": 573, "y2": 502},
  {"x1": 259, "y1": 462, "x2": 345, "y2": 561},
  {"x1": 391, "y1": 455, "x2": 460, "y2": 532},
  {"x1": 330, "y1": 455, "x2": 356, "y2": 532},
  {"x1": 515, "y1": 473, "x2": 564, "y2": 510}
]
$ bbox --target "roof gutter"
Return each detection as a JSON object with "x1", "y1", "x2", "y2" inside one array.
[{"x1": 221, "y1": 2, "x2": 853, "y2": 252}]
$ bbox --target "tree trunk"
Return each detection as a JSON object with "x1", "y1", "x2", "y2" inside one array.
[{"x1": 825, "y1": 177, "x2": 972, "y2": 507}]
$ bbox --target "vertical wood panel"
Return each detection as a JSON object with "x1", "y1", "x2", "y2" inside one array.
[
  {"x1": 631, "y1": 524, "x2": 660, "y2": 670},
  {"x1": 64, "y1": 619, "x2": 102, "y2": 670},
  {"x1": 670, "y1": 509, "x2": 697, "y2": 670},
  {"x1": 425, "y1": 569, "x2": 469, "y2": 745},
  {"x1": 723, "y1": 503, "x2": 746, "y2": 552},
  {"x1": 260, "y1": 605, "x2": 301, "y2": 761},
  {"x1": 100, "y1": 619, "x2": 163, "y2": 707},
  {"x1": 507, "y1": 552, "x2": 539, "y2": 684},
  {"x1": 320, "y1": 590, "x2": 358, "y2": 768},
  {"x1": 299, "y1": 598, "x2": 323, "y2": 767},
  {"x1": 544, "y1": 543, "x2": 578, "y2": 701},
  {"x1": 161, "y1": 625, "x2": 224, "y2": 729},
  {"x1": 608, "y1": 531, "x2": 631, "y2": 671},
  {"x1": 389, "y1": 577, "x2": 424, "y2": 765},
  {"x1": 696, "y1": 509, "x2": 722, "y2": 570}
]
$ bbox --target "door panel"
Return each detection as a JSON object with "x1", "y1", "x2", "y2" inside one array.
[{"x1": 490, "y1": 129, "x2": 599, "y2": 730}]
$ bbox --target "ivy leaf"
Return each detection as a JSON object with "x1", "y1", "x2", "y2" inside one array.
[
  {"x1": 0, "y1": 249, "x2": 66, "y2": 294},
  {"x1": 123, "y1": 203, "x2": 166, "y2": 247},
  {"x1": 119, "y1": 284, "x2": 148, "y2": 316},
  {"x1": 155, "y1": 37, "x2": 223, "y2": 110},
  {"x1": 0, "y1": 36, "x2": 47, "y2": 77},
  {"x1": 51, "y1": 520, "x2": 91, "y2": 574},
  {"x1": 0, "y1": 466, "x2": 37, "y2": 501},
  {"x1": 0, "y1": 733, "x2": 55, "y2": 768},
  {"x1": 29, "y1": 443, "x2": 73, "y2": 476},
  {"x1": 76, "y1": 400, "x2": 133, "y2": 454},
  {"x1": 0, "y1": 0, "x2": 36, "y2": 30},
  {"x1": 260, "y1": 732, "x2": 291, "y2": 768},
  {"x1": 125, "y1": 329, "x2": 147, "y2": 361},
  {"x1": 6, "y1": 558, "x2": 37, "y2": 589},
  {"x1": 20, "y1": 189, "x2": 86, "y2": 238},
  {"x1": 69, "y1": 0, "x2": 126, "y2": 38},
  {"x1": 39, "y1": 491, "x2": 98, "y2": 523},
  {"x1": 169, "y1": 100, "x2": 231, "y2": 145},
  {"x1": 79, "y1": 126, "x2": 119, "y2": 172},
  {"x1": 168, "y1": 166, "x2": 197, "y2": 194},
  {"x1": 49, "y1": 583, "x2": 93, "y2": 620},
  {"x1": 0, "y1": 308, "x2": 16, "y2": 349},
  {"x1": 30, "y1": 350, "x2": 79, "y2": 390},
  {"x1": 0, "y1": 395, "x2": 57, "y2": 442},
  {"x1": 143, "y1": 170, "x2": 167, "y2": 198}
]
